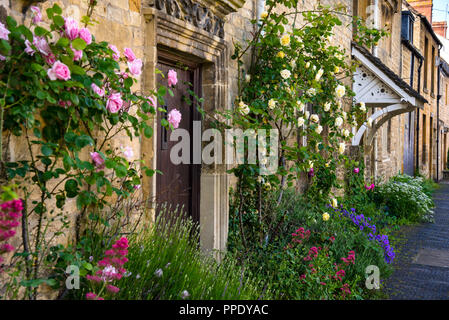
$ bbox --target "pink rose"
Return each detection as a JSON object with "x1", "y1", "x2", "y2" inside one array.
[
  {"x1": 0, "y1": 22, "x2": 10, "y2": 41},
  {"x1": 33, "y1": 36, "x2": 52, "y2": 56},
  {"x1": 167, "y1": 69, "x2": 178, "y2": 87},
  {"x1": 106, "y1": 93, "x2": 123, "y2": 113},
  {"x1": 147, "y1": 96, "x2": 156, "y2": 109},
  {"x1": 122, "y1": 146, "x2": 134, "y2": 160},
  {"x1": 91, "y1": 83, "x2": 105, "y2": 97},
  {"x1": 90, "y1": 152, "x2": 105, "y2": 169},
  {"x1": 123, "y1": 48, "x2": 136, "y2": 62},
  {"x1": 108, "y1": 44, "x2": 120, "y2": 61},
  {"x1": 70, "y1": 44, "x2": 83, "y2": 61},
  {"x1": 24, "y1": 39, "x2": 35, "y2": 55},
  {"x1": 78, "y1": 28, "x2": 92, "y2": 45},
  {"x1": 167, "y1": 109, "x2": 182, "y2": 129},
  {"x1": 47, "y1": 61, "x2": 71, "y2": 81},
  {"x1": 45, "y1": 53, "x2": 56, "y2": 65},
  {"x1": 64, "y1": 17, "x2": 79, "y2": 40},
  {"x1": 353, "y1": 167, "x2": 359, "y2": 174},
  {"x1": 128, "y1": 58, "x2": 142, "y2": 76},
  {"x1": 30, "y1": 6, "x2": 42, "y2": 24},
  {"x1": 58, "y1": 100, "x2": 72, "y2": 108}
]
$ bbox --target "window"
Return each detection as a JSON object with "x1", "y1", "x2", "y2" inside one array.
[
  {"x1": 401, "y1": 11, "x2": 414, "y2": 42},
  {"x1": 422, "y1": 114, "x2": 427, "y2": 164},
  {"x1": 424, "y1": 37, "x2": 429, "y2": 90},
  {"x1": 431, "y1": 46, "x2": 436, "y2": 94}
]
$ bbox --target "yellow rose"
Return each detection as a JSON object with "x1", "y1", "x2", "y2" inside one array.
[
  {"x1": 280, "y1": 34, "x2": 290, "y2": 46},
  {"x1": 331, "y1": 198, "x2": 338, "y2": 208},
  {"x1": 322, "y1": 212, "x2": 330, "y2": 221},
  {"x1": 277, "y1": 51, "x2": 285, "y2": 59},
  {"x1": 261, "y1": 11, "x2": 268, "y2": 19}
]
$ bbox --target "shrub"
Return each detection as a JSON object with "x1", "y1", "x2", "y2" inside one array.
[
  {"x1": 374, "y1": 174, "x2": 434, "y2": 223},
  {"x1": 69, "y1": 208, "x2": 272, "y2": 300}
]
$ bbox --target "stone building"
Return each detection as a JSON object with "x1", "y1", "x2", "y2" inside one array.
[{"x1": 1, "y1": 0, "x2": 448, "y2": 259}]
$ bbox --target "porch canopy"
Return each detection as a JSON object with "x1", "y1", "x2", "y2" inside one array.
[{"x1": 351, "y1": 43, "x2": 427, "y2": 147}]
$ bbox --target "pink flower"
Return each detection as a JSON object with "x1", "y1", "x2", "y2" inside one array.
[
  {"x1": 45, "y1": 53, "x2": 56, "y2": 65},
  {"x1": 0, "y1": 243, "x2": 14, "y2": 253},
  {"x1": 167, "y1": 109, "x2": 182, "y2": 129},
  {"x1": 64, "y1": 17, "x2": 79, "y2": 40},
  {"x1": 78, "y1": 28, "x2": 92, "y2": 45},
  {"x1": 30, "y1": 6, "x2": 42, "y2": 24},
  {"x1": 90, "y1": 152, "x2": 105, "y2": 169},
  {"x1": 33, "y1": 36, "x2": 52, "y2": 56},
  {"x1": 134, "y1": 184, "x2": 141, "y2": 190},
  {"x1": 108, "y1": 44, "x2": 120, "y2": 61},
  {"x1": 91, "y1": 83, "x2": 105, "y2": 97},
  {"x1": 128, "y1": 58, "x2": 142, "y2": 76},
  {"x1": 24, "y1": 40, "x2": 35, "y2": 55},
  {"x1": 365, "y1": 183, "x2": 375, "y2": 191},
  {"x1": 0, "y1": 54, "x2": 5, "y2": 61},
  {"x1": 58, "y1": 100, "x2": 72, "y2": 108},
  {"x1": 122, "y1": 146, "x2": 134, "y2": 160},
  {"x1": 167, "y1": 69, "x2": 178, "y2": 87},
  {"x1": 0, "y1": 22, "x2": 10, "y2": 41},
  {"x1": 106, "y1": 285, "x2": 120, "y2": 294},
  {"x1": 123, "y1": 47, "x2": 136, "y2": 62},
  {"x1": 353, "y1": 167, "x2": 359, "y2": 174},
  {"x1": 86, "y1": 292, "x2": 104, "y2": 300},
  {"x1": 106, "y1": 93, "x2": 123, "y2": 113},
  {"x1": 47, "y1": 61, "x2": 71, "y2": 81},
  {"x1": 70, "y1": 44, "x2": 83, "y2": 61}
]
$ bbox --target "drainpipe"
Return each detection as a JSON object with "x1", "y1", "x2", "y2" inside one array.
[
  {"x1": 372, "y1": 0, "x2": 379, "y2": 57},
  {"x1": 437, "y1": 47, "x2": 442, "y2": 181},
  {"x1": 416, "y1": 56, "x2": 423, "y2": 175}
]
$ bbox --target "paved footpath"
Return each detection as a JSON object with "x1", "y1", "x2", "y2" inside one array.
[{"x1": 385, "y1": 183, "x2": 449, "y2": 299}]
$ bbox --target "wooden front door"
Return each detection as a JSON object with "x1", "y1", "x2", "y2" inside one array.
[{"x1": 156, "y1": 55, "x2": 201, "y2": 223}]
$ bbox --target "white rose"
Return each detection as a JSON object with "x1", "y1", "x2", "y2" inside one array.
[
  {"x1": 310, "y1": 114, "x2": 319, "y2": 123},
  {"x1": 268, "y1": 98, "x2": 276, "y2": 109},
  {"x1": 342, "y1": 111, "x2": 347, "y2": 120},
  {"x1": 360, "y1": 102, "x2": 366, "y2": 112},
  {"x1": 335, "y1": 84, "x2": 346, "y2": 98},
  {"x1": 307, "y1": 88, "x2": 316, "y2": 96},
  {"x1": 331, "y1": 198, "x2": 338, "y2": 208},
  {"x1": 305, "y1": 62, "x2": 310, "y2": 68},
  {"x1": 280, "y1": 69, "x2": 291, "y2": 79},
  {"x1": 335, "y1": 117, "x2": 343, "y2": 127},
  {"x1": 290, "y1": 59, "x2": 297, "y2": 69},
  {"x1": 324, "y1": 102, "x2": 331, "y2": 112},
  {"x1": 297, "y1": 117, "x2": 305, "y2": 127},
  {"x1": 297, "y1": 100, "x2": 305, "y2": 112},
  {"x1": 338, "y1": 142, "x2": 346, "y2": 154},
  {"x1": 342, "y1": 129, "x2": 350, "y2": 137},
  {"x1": 305, "y1": 111, "x2": 310, "y2": 119},
  {"x1": 315, "y1": 125, "x2": 323, "y2": 134},
  {"x1": 245, "y1": 74, "x2": 251, "y2": 82},
  {"x1": 315, "y1": 68, "x2": 324, "y2": 81}
]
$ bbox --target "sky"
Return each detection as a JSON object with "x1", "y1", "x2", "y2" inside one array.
[{"x1": 433, "y1": 0, "x2": 449, "y2": 24}]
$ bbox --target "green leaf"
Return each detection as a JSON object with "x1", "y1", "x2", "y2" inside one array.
[
  {"x1": 52, "y1": 4, "x2": 63, "y2": 15},
  {"x1": 41, "y1": 145, "x2": 53, "y2": 156},
  {"x1": 65, "y1": 179, "x2": 79, "y2": 198},
  {"x1": 56, "y1": 37, "x2": 70, "y2": 47},
  {"x1": 74, "y1": 135, "x2": 94, "y2": 149},
  {"x1": 53, "y1": 15, "x2": 65, "y2": 27},
  {"x1": 115, "y1": 164, "x2": 128, "y2": 178},
  {"x1": 70, "y1": 65, "x2": 86, "y2": 76},
  {"x1": 72, "y1": 38, "x2": 87, "y2": 51},
  {"x1": 124, "y1": 77, "x2": 133, "y2": 89},
  {"x1": 144, "y1": 126, "x2": 153, "y2": 138}
]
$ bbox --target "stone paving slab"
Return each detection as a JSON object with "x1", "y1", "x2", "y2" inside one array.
[{"x1": 384, "y1": 183, "x2": 449, "y2": 300}]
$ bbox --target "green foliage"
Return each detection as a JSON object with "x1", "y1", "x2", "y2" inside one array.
[
  {"x1": 68, "y1": 209, "x2": 272, "y2": 300},
  {"x1": 374, "y1": 174, "x2": 435, "y2": 223}
]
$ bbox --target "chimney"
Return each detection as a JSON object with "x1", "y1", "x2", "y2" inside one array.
[
  {"x1": 408, "y1": 0, "x2": 433, "y2": 23},
  {"x1": 433, "y1": 21, "x2": 448, "y2": 38}
]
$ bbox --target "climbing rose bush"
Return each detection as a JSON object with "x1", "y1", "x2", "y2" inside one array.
[
  {"x1": 0, "y1": 199, "x2": 23, "y2": 271},
  {"x1": 0, "y1": 4, "x2": 179, "y2": 299}
]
